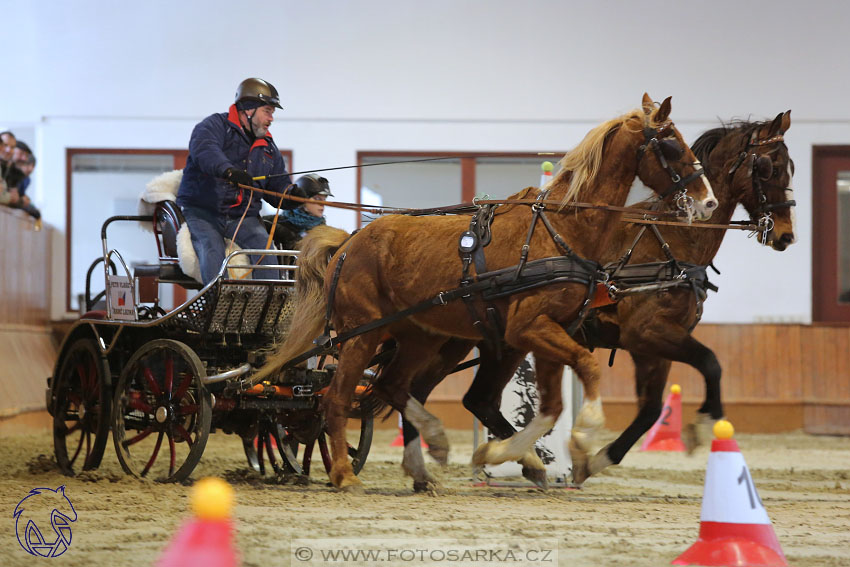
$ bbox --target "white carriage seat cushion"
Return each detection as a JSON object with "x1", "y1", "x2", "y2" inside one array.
[{"x1": 139, "y1": 169, "x2": 249, "y2": 283}]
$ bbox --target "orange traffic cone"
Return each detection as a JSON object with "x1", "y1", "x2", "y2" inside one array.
[
  {"x1": 390, "y1": 413, "x2": 426, "y2": 448},
  {"x1": 672, "y1": 420, "x2": 787, "y2": 566},
  {"x1": 640, "y1": 384, "x2": 686, "y2": 451},
  {"x1": 157, "y1": 477, "x2": 240, "y2": 567}
]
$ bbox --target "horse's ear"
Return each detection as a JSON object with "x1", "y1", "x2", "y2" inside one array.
[
  {"x1": 655, "y1": 96, "x2": 672, "y2": 123},
  {"x1": 767, "y1": 112, "x2": 784, "y2": 137},
  {"x1": 642, "y1": 93, "x2": 654, "y2": 114},
  {"x1": 780, "y1": 109, "x2": 792, "y2": 133}
]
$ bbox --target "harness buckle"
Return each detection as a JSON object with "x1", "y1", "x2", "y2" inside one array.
[{"x1": 436, "y1": 291, "x2": 449, "y2": 305}]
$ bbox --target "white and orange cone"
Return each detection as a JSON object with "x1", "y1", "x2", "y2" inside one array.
[
  {"x1": 641, "y1": 384, "x2": 686, "y2": 452},
  {"x1": 157, "y1": 477, "x2": 240, "y2": 567},
  {"x1": 672, "y1": 420, "x2": 787, "y2": 566}
]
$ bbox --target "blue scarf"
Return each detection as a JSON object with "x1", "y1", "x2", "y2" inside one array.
[{"x1": 277, "y1": 207, "x2": 325, "y2": 232}]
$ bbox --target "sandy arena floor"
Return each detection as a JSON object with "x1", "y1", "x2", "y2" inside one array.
[{"x1": 1, "y1": 423, "x2": 849, "y2": 567}]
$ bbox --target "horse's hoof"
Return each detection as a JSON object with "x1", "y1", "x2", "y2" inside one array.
[
  {"x1": 521, "y1": 466, "x2": 549, "y2": 490},
  {"x1": 471, "y1": 442, "x2": 492, "y2": 466},
  {"x1": 427, "y1": 445, "x2": 449, "y2": 466},
  {"x1": 588, "y1": 447, "x2": 613, "y2": 476},
  {"x1": 413, "y1": 480, "x2": 442, "y2": 494},
  {"x1": 339, "y1": 484, "x2": 365, "y2": 495},
  {"x1": 569, "y1": 438, "x2": 590, "y2": 485}
]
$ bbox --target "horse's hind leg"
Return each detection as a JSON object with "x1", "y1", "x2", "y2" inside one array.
[
  {"x1": 324, "y1": 332, "x2": 382, "y2": 492},
  {"x1": 372, "y1": 329, "x2": 455, "y2": 465},
  {"x1": 400, "y1": 338, "x2": 475, "y2": 492}
]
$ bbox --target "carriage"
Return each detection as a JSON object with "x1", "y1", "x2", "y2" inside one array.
[{"x1": 45, "y1": 200, "x2": 373, "y2": 482}]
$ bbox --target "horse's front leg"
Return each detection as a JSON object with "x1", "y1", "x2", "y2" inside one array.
[
  {"x1": 462, "y1": 344, "x2": 548, "y2": 488},
  {"x1": 595, "y1": 352, "x2": 670, "y2": 468},
  {"x1": 474, "y1": 311, "x2": 605, "y2": 485}
]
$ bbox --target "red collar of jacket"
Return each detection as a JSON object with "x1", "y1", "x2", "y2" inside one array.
[{"x1": 227, "y1": 104, "x2": 273, "y2": 149}]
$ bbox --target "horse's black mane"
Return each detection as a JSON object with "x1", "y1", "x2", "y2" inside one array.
[{"x1": 690, "y1": 119, "x2": 769, "y2": 178}]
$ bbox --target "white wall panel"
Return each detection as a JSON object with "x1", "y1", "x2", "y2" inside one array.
[{"x1": 1, "y1": 0, "x2": 846, "y2": 322}]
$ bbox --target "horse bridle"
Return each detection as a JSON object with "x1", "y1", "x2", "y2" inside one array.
[
  {"x1": 637, "y1": 121, "x2": 707, "y2": 218},
  {"x1": 727, "y1": 131, "x2": 796, "y2": 242}
]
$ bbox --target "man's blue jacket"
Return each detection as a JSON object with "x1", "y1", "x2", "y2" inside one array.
[{"x1": 177, "y1": 105, "x2": 293, "y2": 219}]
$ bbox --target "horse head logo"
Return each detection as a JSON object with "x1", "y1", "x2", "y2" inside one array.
[{"x1": 13, "y1": 486, "x2": 78, "y2": 557}]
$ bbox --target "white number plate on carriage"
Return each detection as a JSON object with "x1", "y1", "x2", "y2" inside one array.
[{"x1": 108, "y1": 275, "x2": 136, "y2": 321}]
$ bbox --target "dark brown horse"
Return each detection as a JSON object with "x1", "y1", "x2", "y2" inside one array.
[
  {"x1": 253, "y1": 94, "x2": 717, "y2": 491},
  {"x1": 398, "y1": 111, "x2": 795, "y2": 491}
]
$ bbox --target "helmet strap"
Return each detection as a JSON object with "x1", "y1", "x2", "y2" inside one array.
[{"x1": 241, "y1": 108, "x2": 258, "y2": 140}]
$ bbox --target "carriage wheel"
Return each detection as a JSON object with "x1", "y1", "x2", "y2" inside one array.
[
  {"x1": 241, "y1": 414, "x2": 299, "y2": 476},
  {"x1": 53, "y1": 339, "x2": 112, "y2": 476},
  {"x1": 112, "y1": 339, "x2": 211, "y2": 482},
  {"x1": 279, "y1": 410, "x2": 374, "y2": 477}
]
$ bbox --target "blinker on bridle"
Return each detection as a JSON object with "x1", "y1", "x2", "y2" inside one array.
[
  {"x1": 637, "y1": 121, "x2": 706, "y2": 215},
  {"x1": 726, "y1": 130, "x2": 796, "y2": 242}
]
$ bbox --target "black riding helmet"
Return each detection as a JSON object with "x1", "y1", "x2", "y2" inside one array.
[
  {"x1": 234, "y1": 78, "x2": 283, "y2": 110},
  {"x1": 295, "y1": 174, "x2": 333, "y2": 199}
]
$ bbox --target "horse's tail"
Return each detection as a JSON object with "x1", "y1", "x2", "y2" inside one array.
[{"x1": 250, "y1": 225, "x2": 351, "y2": 384}]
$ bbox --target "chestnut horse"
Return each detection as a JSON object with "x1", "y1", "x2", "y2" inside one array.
[
  {"x1": 253, "y1": 94, "x2": 717, "y2": 492},
  {"x1": 397, "y1": 111, "x2": 795, "y2": 491}
]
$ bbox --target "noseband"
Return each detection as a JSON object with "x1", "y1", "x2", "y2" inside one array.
[
  {"x1": 727, "y1": 131, "x2": 796, "y2": 241},
  {"x1": 637, "y1": 122, "x2": 706, "y2": 216}
]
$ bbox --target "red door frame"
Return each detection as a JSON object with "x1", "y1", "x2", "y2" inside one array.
[{"x1": 812, "y1": 145, "x2": 850, "y2": 323}]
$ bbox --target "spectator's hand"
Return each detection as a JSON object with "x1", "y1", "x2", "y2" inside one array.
[
  {"x1": 224, "y1": 168, "x2": 254, "y2": 187},
  {"x1": 22, "y1": 195, "x2": 30, "y2": 206},
  {"x1": 8, "y1": 189, "x2": 20, "y2": 205}
]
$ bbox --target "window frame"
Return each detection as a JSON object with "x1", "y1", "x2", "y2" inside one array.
[
  {"x1": 64, "y1": 148, "x2": 292, "y2": 314},
  {"x1": 355, "y1": 151, "x2": 561, "y2": 228}
]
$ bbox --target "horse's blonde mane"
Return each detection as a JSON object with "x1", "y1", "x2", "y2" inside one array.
[{"x1": 553, "y1": 105, "x2": 667, "y2": 205}]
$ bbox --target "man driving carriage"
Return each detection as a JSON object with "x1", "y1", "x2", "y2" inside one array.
[{"x1": 176, "y1": 77, "x2": 297, "y2": 284}]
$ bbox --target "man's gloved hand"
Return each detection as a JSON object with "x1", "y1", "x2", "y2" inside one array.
[{"x1": 224, "y1": 168, "x2": 254, "y2": 187}]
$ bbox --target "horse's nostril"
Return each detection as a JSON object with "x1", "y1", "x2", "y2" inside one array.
[
  {"x1": 780, "y1": 233, "x2": 794, "y2": 244},
  {"x1": 705, "y1": 199, "x2": 717, "y2": 209}
]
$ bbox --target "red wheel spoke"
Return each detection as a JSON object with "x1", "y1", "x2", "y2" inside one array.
[
  {"x1": 168, "y1": 434, "x2": 176, "y2": 478},
  {"x1": 70, "y1": 426, "x2": 85, "y2": 464},
  {"x1": 141, "y1": 431, "x2": 164, "y2": 477},
  {"x1": 173, "y1": 372, "x2": 192, "y2": 401},
  {"x1": 124, "y1": 426, "x2": 155, "y2": 447},
  {"x1": 318, "y1": 433, "x2": 333, "y2": 473},
  {"x1": 164, "y1": 354, "x2": 174, "y2": 396},
  {"x1": 75, "y1": 362, "x2": 88, "y2": 389},
  {"x1": 178, "y1": 404, "x2": 198, "y2": 416},
  {"x1": 86, "y1": 359, "x2": 98, "y2": 393},
  {"x1": 128, "y1": 398, "x2": 154, "y2": 414},
  {"x1": 143, "y1": 366, "x2": 163, "y2": 397},
  {"x1": 302, "y1": 439, "x2": 315, "y2": 476},
  {"x1": 264, "y1": 431, "x2": 277, "y2": 468},
  {"x1": 175, "y1": 424, "x2": 194, "y2": 446},
  {"x1": 64, "y1": 421, "x2": 82, "y2": 436}
]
